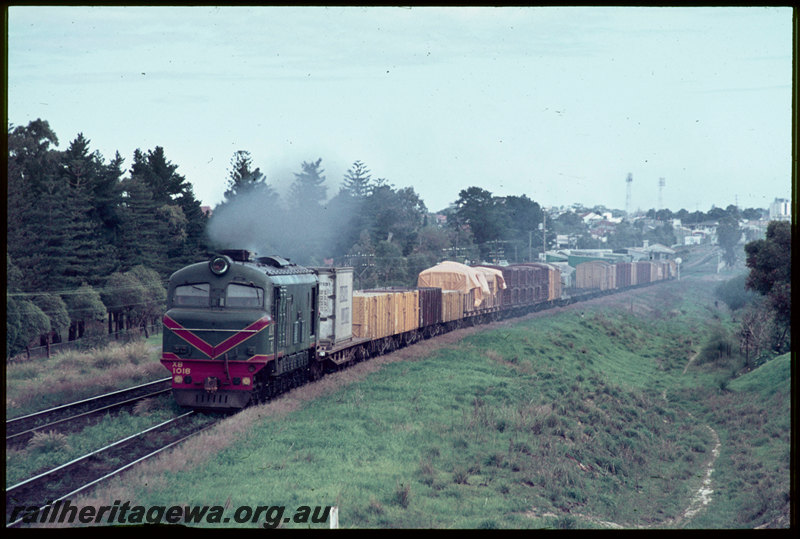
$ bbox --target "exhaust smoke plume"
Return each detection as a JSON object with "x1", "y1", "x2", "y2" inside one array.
[{"x1": 206, "y1": 181, "x2": 360, "y2": 266}]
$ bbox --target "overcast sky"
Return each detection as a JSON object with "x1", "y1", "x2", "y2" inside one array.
[{"x1": 7, "y1": 6, "x2": 793, "y2": 214}]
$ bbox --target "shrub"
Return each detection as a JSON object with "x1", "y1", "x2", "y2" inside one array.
[
  {"x1": 394, "y1": 482, "x2": 411, "y2": 508},
  {"x1": 696, "y1": 326, "x2": 737, "y2": 365},
  {"x1": 452, "y1": 467, "x2": 470, "y2": 485},
  {"x1": 714, "y1": 274, "x2": 756, "y2": 311},
  {"x1": 27, "y1": 430, "x2": 70, "y2": 453}
]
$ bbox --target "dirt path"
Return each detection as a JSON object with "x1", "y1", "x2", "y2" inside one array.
[
  {"x1": 680, "y1": 425, "x2": 722, "y2": 522},
  {"x1": 554, "y1": 421, "x2": 722, "y2": 530},
  {"x1": 682, "y1": 349, "x2": 700, "y2": 374}
]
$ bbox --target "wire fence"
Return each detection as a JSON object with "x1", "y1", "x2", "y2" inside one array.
[{"x1": 8, "y1": 322, "x2": 162, "y2": 362}]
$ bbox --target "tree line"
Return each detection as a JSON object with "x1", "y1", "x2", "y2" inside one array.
[
  {"x1": 713, "y1": 220, "x2": 791, "y2": 365},
  {"x1": 6, "y1": 118, "x2": 776, "y2": 358},
  {"x1": 7, "y1": 119, "x2": 206, "y2": 357}
]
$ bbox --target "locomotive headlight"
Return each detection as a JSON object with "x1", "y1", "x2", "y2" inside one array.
[
  {"x1": 242, "y1": 377, "x2": 251, "y2": 386},
  {"x1": 209, "y1": 256, "x2": 230, "y2": 275},
  {"x1": 174, "y1": 375, "x2": 184, "y2": 384}
]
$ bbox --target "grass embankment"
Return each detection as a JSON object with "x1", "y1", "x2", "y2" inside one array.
[
  {"x1": 681, "y1": 353, "x2": 791, "y2": 528},
  {"x1": 6, "y1": 335, "x2": 167, "y2": 419},
  {"x1": 72, "y1": 276, "x2": 788, "y2": 528}
]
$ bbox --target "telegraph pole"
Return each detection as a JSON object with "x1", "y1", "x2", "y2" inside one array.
[
  {"x1": 626, "y1": 173, "x2": 633, "y2": 219},
  {"x1": 542, "y1": 211, "x2": 546, "y2": 261},
  {"x1": 529, "y1": 230, "x2": 532, "y2": 262}
]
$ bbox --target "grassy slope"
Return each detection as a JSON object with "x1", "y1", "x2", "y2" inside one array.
[
  {"x1": 687, "y1": 353, "x2": 791, "y2": 528},
  {"x1": 83, "y1": 276, "x2": 789, "y2": 529}
]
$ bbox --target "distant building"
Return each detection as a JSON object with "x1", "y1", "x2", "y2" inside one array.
[
  {"x1": 684, "y1": 234, "x2": 703, "y2": 246},
  {"x1": 769, "y1": 198, "x2": 791, "y2": 221},
  {"x1": 580, "y1": 212, "x2": 603, "y2": 225},
  {"x1": 589, "y1": 219, "x2": 618, "y2": 242},
  {"x1": 741, "y1": 219, "x2": 770, "y2": 241},
  {"x1": 556, "y1": 234, "x2": 578, "y2": 249},
  {"x1": 645, "y1": 243, "x2": 676, "y2": 260}
]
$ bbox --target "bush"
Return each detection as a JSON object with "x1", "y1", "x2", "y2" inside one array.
[
  {"x1": 715, "y1": 274, "x2": 757, "y2": 311},
  {"x1": 394, "y1": 481, "x2": 411, "y2": 508},
  {"x1": 696, "y1": 327, "x2": 737, "y2": 365},
  {"x1": 27, "y1": 430, "x2": 70, "y2": 453}
]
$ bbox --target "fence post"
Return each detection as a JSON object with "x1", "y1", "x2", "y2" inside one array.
[{"x1": 329, "y1": 506, "x2": 338, "y2": 529}]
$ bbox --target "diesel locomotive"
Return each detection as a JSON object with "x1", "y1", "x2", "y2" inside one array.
[{"x1": 161, "y1": 250, "x2": 320, "y2": 409}]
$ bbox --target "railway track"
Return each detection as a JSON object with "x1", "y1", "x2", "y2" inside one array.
[
  {"x1": 6, "y1": 410, "x2": 221, "y2": 527},
  {"x1": 6, "y1": 378, "x2": 172, "y2": 445}
]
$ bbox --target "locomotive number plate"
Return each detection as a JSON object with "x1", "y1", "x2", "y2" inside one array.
[{"x1": 171, "y1": 361, "x2": 191, "y2": 375}]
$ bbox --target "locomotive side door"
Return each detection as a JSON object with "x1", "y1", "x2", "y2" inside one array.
[{"x1": 274, "y1": 286, "x2": 288, "y2": 352}]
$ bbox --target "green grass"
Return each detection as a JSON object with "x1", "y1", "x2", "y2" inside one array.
[
  {"x1": 6, "y1": 337, "x2": 167, "y2": 418},
  {"x1": 727, "y1": 354, "x2": 790, "y2": 397},
  {"x1": 686, "y1": 353, "x2": 791, "y2": 528}
]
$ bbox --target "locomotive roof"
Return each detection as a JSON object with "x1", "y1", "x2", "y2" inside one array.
[
  {"x1": 169, "y1": 256, "x2": 315, "y2": 285},
  {"x1": 246, "y1": 258, "x2": 316, "y2": 277}
]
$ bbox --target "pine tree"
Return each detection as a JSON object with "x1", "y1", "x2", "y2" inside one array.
[
  {"x1": 283, "y1": 158, "x2": 328, "y2": 263},
  {"x1": 118, "y1": 176, "x2": 172, "y2": 275},
  {"x1": 341, "y1": 160, "x2": 372, "y2": 199},
  {"x1": 128, "y1": 147, "x2": 207, "y2": 271},
  {"x1": 224, "y1": 150, "x2": 276, "y2": 200},
  {"x1": 130, "y1": 146, "x2": 187, "y2": 204},
  {"x1": 7, "y1": 120, "x2": 61, "y2": 286},
  {"x1": 174, "y1": 184, "x2": 209, "y2": 265},
  {"x1": 288, "y1": 158, "x2": 327, "y2": 209},
  {"x1": 58, "y1": 184, "x2": 117, "y2": 287}
]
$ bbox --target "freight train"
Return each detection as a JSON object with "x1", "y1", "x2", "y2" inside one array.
[{"x1": 160, "y1": 250, "x2": 675, "y2": 410}]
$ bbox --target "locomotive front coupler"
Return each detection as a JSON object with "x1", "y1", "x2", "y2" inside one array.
[{"x1": 204, "y1": 376, "x2": 220, "y2": 394}]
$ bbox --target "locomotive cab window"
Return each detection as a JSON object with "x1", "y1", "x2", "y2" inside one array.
[
  {"x1": 226, "y1": 283, "x2": 264, "y2": 308},
  {"x1": 173, "y1": 283, "x2": 210, "y2": 307}
]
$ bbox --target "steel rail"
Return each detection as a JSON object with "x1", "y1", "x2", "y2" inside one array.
[
  {"x1": 6, "y1": 377, "x2": 172, "y2": 434},
  {"x1": 6, "y1": 411, "x2": 195, "y2": 494},
  {"x1": 7, "y1": 414, "x2": 222, "y2": 528},
  {"x1": 6, "y1": 388, "x2": 172, "y2": 444}
]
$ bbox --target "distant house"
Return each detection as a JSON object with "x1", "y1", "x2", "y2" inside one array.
[
  {"x1": 589, "y1": 219, "x2": 618, "y2": 242},
  {"x1": 684, "y1": 233, "x2": 704, "y2": 246},
  {"x1": 556, "y1": 234, "x2": 579, "y2": 249},
  {"x1": 580, "y1": 212, "x2": 603, "y2": 225},
  {"x1": 741, "y1": 219, "x2": 770, "y2": 241},
  {"x1": 681, "y1": 220, "x2": 718, "y2": 245},
  {"x1": 645, "y1": 243, "x2": 676, "y2": 260}
]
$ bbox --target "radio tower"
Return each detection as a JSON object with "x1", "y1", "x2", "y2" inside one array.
[
  {"x1": 625, "y1": 173, "x2": 633, "y2": 219},
  {"x1": 658, "y1": 177, "x2": 665, "y2": 212}
]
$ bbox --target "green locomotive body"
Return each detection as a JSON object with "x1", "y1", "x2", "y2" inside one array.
[{"x1": 160, "y1": 252, "x2": 318, "y2": 410}]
